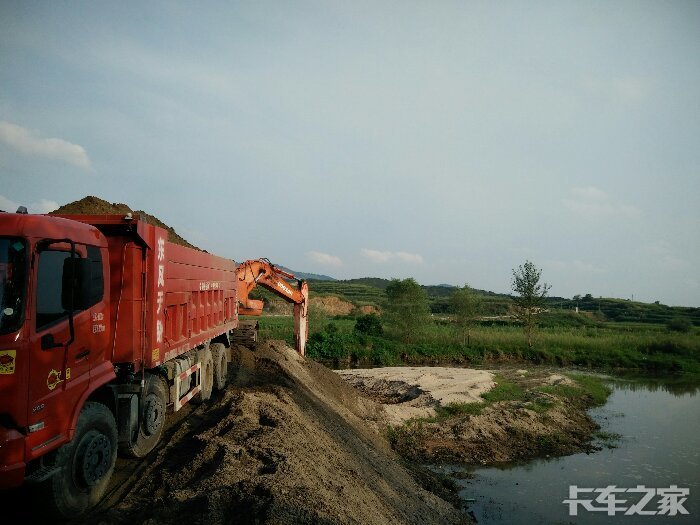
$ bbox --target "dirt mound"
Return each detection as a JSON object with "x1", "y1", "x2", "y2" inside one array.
[
  {"x1": 90, "y1": 342, "x2": 467, "y2": 524},
  {"x1": 358, "y1": 305, "x2": 380, "y2": 315},
  {"x1": 50, "y1": 196, "x2": 199, "y2": 250},
  {"x1": 262, "y1": 294, "x2": 357, "y2": 317},
  {"x1": 313, "y1": 295, "x2": 354, "y2": 316}
]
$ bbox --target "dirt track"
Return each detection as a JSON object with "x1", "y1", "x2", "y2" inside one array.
[{"x1": 10, "y1": 341, "x2": 465, "y2": 524}]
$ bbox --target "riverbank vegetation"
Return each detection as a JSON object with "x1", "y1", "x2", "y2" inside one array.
[
  {"x1": 258, "y1": 312, "x2": 700, "y2": 374},
  {"x1": 253, "y1": 274, "x2": 700, "y2": 375},
  {"x1": 384, "y1": 369, "x2": 612, "y2": 464}
]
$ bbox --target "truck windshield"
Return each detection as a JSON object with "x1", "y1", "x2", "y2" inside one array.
[{"x1": 0, "y1": 238, "x2": 28, "y2": 335}]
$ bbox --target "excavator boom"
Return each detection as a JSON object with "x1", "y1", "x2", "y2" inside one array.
[{"x1": 235, "y1": 259, "x2": 309, "y2": 355}]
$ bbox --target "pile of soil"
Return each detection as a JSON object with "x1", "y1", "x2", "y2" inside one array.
[
  {"x1": 50, "y1": 196, "x2": 199, "y2": 250},
  {"x1": 357, "y1": 305, "x2": 380, "y2": 315},
  {"x1": 90, "y1": 342, "x2": 468, "y2": 524}
]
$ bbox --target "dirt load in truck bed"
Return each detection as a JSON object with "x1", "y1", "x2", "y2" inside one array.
[
  {"x1": 88, "y1": 341, "x2": 466, "y2": 524},
  {"x1": 49, "y1": 195, "x2": 199, "y2": 250}
]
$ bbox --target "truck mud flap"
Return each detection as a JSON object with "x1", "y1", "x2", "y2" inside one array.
[
  {"x1": 173, "y1": 362, "x2": 201, "y2": 411},
  {"x1": 118, "y1": 393, "x2": 139, "y2": 446}
]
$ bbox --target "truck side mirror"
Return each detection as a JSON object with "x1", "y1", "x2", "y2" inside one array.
[{"x1": 61, "y1": 257, "x2": 92, "y2": 311}]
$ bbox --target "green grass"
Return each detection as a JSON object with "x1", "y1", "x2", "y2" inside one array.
[
  {"x1": 480, "y1": 377, "x2": 526, "y2": 402},
  {"x1": 595, "y1": 431, "x2": 623, "y2": 449},
  {"x1": 435, "y1": 402, "x2": 484, "y2": 418},
  {"x1": 257, "y1": 311, "x2": 700, "y2": 374},
  {"x1": 528, "y1": 399, "x2": 554, "y2": 413},
  {"x1": 537, "y1": 374, "x2": 612, "y2": 407},
  {"x1": 565, "y1": 373, "x2": 612, "y2": 405}
]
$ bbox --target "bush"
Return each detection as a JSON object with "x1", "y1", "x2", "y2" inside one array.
[
  {"x1": 666, "y1": 317, "x2": 692, "y2": 333},
  {"x1": 354, "y1": 313, "x2": 384, "y2": 337},
  {"x1": 305, "y1": 323, "x2": 357, "y2": 360}
]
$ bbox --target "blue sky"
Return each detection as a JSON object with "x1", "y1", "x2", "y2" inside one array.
[{"x1": 1, "y1": 1, "x2": 698, "y2": 306}]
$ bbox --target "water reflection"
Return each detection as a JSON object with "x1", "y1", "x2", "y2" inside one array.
[{"x1": 608, "y1": 374, "x2": 700, "y2": 396}]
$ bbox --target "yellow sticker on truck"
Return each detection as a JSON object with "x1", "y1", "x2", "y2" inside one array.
[
  {"x1": 0, "y1": 350, "x2": 16, "y2": 374},
  {"x1": 47, "y1": 369, "x2": 63, "y2": 390}
]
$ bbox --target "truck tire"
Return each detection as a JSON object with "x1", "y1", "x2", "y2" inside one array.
[
  {"x1": 119, "y1": 374, "x2": 168, "y2": 458},
  {"x1": 211, "y1": 342, "x2": 229, "y2": 391},
  {"x1": 39, "y1": 402, "x2": 117, "y2": 518},
  {"x1": 193, "y1": 347, "x2": 214, "y2": 402}
]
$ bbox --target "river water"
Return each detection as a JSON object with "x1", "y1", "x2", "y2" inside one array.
[{"x1": 439, "y1": 376, "x2": 700, "y2": 524}]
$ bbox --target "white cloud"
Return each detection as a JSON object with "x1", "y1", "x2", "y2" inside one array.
[
  {"x1": 0, "y1": 194, "x2": 59, "y2": 214},
  {"x1": 307, "y1": 251, "x2": 343, "y2": 267},
  {"x1": 645, "y1": 241, "x2": 687, "y2": 270},
  {"x1": 570, "y1": 186, "x2": 607, "y2": 200},
  {"x1": 584, "y1": 76, "x2": 649, "y2": 105},
  {"x1": 571, "y1": 260, "x2": 605, "y2": 274},
  {"x1": 0, "y1": 121, "x2": 91, "y2": 169},
  {"x1": 0, "y1": 195, "x2": 18, "y2": 213},
  {"x1": 546, "y1": 259, "x2": 605, "y2": 274},
  {"x1": 361, "y1": 248, "x2": 424, "y2": 265},
  {"x1": 32, "y1": 199, "x2": 60, "y2": 214},
  {"x1": 563, "y1": 186, "x2": 639, "y2": 219}
]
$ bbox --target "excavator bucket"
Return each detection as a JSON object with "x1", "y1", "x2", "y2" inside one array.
[{"x1": 294, "y1": 281, "x2": 309, "y2": 355}]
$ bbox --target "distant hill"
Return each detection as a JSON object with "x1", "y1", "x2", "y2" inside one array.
[
  {"x1": 545, "y1": 295, "x2": 700, "y2": 326},
  {"x1": 306, "y1": 278, "x2": 700, "y2": 325},
  {"x1": 289, "y1": 270, "x2": 336, "y2": 281},
  {"x1": 277, "y1": 267, "x2": 336, "y2": 281},
  {"x1": 307, "y1": 277, "x2": 511, "y2": 315}
]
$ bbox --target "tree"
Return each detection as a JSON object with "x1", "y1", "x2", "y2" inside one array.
[
  {"x1": 384, "y1": 278, "x2": 431, "y2": 343},
  {"x1": 451, "y1": 285, "x2": 481, "y2": 345},
  {"x1": 511, "y1": 260, "x2": 551, "y2": 348},
  {"x1": 354, "y1": 313, "x2": 383, "y2": 337}
]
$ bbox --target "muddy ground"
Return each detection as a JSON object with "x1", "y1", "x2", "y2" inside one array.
[
  {"x1": 340, "y1": 368, "x2": 602, "y2": 465},
  {"x1": 0, "y1": 341, "x2": 468, "y2": 524}
]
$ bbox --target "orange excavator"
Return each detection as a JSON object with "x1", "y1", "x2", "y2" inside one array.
[{"x1": 233, "y1": 258, "x2": 309, "y2": 355}]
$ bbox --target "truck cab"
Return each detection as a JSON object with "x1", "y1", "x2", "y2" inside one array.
[{"x1": 0, "y1": 212, "x2": 113, "y2": 489}]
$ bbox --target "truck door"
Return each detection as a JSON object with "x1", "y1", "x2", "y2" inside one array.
[{"x1": 26, "y1": 242, "x2": 107, "y2": 450}]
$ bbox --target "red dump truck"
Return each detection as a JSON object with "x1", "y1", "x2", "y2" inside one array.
[{"x1": 0, "y1": 210, "x2": 308, "y2": 516}]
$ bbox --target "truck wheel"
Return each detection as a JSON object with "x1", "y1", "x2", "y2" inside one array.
[
  {"x1": 119, "y1": 374, "x2": 168, "y2": 458},
  {"x1": 194, "y1": 347, "x2": 214, "y2": 402},
  {"x1": 39, "y1": 402, "x2": 117, "y2": 518},
  {"x1": 211, "y1": 343, "x2": 229, "y2": 390}
]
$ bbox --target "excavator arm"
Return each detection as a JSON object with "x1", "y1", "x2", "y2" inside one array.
[{"x1": 234, "y1": 258, "x2": 309, "y2": 355}]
